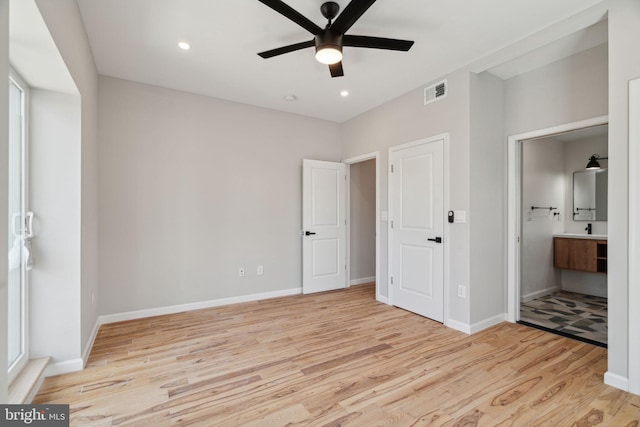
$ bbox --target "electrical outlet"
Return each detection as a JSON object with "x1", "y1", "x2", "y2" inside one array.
[
  {"x1": 457, "y1": 285, "x2": 466, "y2": 298},
  {"x1": 239, "y1": 268, "x2": 245, "y2": 277},
  {"x1": 257, "y1": 265, "x2": 264, "y2": 275}
]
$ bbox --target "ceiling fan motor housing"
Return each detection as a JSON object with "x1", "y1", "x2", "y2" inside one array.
[{"x1": 315, "y1": 30, "x2": 343, "y2": 51}]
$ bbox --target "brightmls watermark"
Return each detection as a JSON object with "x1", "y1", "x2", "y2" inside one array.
[{"x1": 1, "y1": 405, "x2": 69, "y2": 426}]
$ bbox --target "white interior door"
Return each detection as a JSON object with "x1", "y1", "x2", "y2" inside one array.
[
  {"x1": 302, "y1": 159, "x2": 346, "y2": 294},
  {"x1": 390, "y1": 138, "x2": 444, "y2": 321}
]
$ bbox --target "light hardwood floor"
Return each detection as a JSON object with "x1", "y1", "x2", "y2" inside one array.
[{"x1": 35, "y1": 284, "x2": 640, "y2": 426}]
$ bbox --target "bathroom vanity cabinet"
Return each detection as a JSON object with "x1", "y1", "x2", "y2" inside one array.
[{"x1": 554, "y1": 237, "x2": 607, "y2": 273}]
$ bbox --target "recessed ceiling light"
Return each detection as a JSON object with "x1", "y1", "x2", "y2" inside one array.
[
  {"x1": 340, "y1": 90, "x2": 349, "y2": 97},
  {"x1": 283, "y1": 94, "x2": 297, "y2": 102},
  {"x1": 178, "y1": 42, "x2": 191, "y2": 50}
]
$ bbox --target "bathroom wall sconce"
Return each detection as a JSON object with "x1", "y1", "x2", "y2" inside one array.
[{"x1": 586, "y1": 154, "x2": 608, "y2": 169}]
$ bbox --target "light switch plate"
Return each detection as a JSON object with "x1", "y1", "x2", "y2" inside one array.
[{"x1": 454, "y1": 210, "x2": 466, "y2": 223}]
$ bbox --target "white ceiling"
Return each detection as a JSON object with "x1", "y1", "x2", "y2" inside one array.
[{"x1": 76, "y1": 0, "x2": 607, "y2": 123}]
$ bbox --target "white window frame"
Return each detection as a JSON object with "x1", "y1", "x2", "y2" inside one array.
[{"x1": 7, "y1": 68, "x2": 30, "y2": 385}]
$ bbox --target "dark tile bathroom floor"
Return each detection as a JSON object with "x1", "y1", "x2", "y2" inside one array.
[{"x1": 520, "y1": 291, "x2": 607, "y2": 346}]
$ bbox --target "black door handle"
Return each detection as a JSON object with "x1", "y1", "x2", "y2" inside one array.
[
  {"x1": 305, "y1": 231, "x2": 316, "y2": 236},
  {"x1": 428, "y1": 237, "x2": 443, "y2": 243}
]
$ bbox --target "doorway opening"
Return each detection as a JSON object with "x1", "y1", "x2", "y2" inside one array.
[
  {"x1": 507, "y1": 117, "x2": 608, "y2": 348},
  {"x1": 344, "y1": 153, "x2": 380, "y2": 301}
]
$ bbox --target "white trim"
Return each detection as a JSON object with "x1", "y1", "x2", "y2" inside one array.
[
  {"x1": 628, "y1": 78, "x2": 640, "y2": 395},
  {"x1": 99, "y1": 288, "x2": 301, "y2": 325},
  {"x1": 24, "y1": 375, "x2": 45, "y2": 404},
  {"x1": 388, "y1": 133, "x2": 450, "y2": 322},
  {"x1": 507, "y1": 116, "x2": 609, "y2": 324},
  {"x1": 446, "y1": 319, "x2": 471, "y2": 335},
  {"x1": 445, "y1": 314, "x2": 506, "y2": 335},
  {"x1": 343, "y1": 152, "x2": 381, "y2": 302},
  {"x1": 604, "y1": 372, "x2": 629, "y2": 392},
  {"x1": 376, "y1": 295, "x2": 389, "y2": 305},
  {"x1": 470, "y1": 314, "x2": 507, "y2": 334},
  {"x1": 506, "y1": 134, "x2": 521, "y2": 322},
  {"x1": 520, "y1": 286, "x2": 561, "y2": 303},
  {"x1": 82, "y1": 318, "x2": 101, "y2": 367},
  {"x1": 443, "y1": 134, "x2": 451, "y2": 327},
  {"x1": 350, "y1": 277, "x2": 376, "y2": 286},
  {"x1": 44, "y1": 358, "x2": 84, "y2": 377},
  {"x1": 7, "y1": 68, "x2": 30, "y2": 386}
]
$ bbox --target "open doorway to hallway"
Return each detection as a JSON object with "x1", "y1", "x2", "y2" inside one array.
[{"x1": 346, "y1": 155, "x2": 378, "y2": 300}]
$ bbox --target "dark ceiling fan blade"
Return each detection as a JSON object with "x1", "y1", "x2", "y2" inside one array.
[
  {"x1": 329, "y1": 62, "x2": 344, "y2": 78},
  {"x1": 330, "y1": 0, "x2": 377, "y2": 34},
  {"x1": 343, "y1": 35, "x2": 414, "y2": 51},
  {"x1": 258, "y1": 0, "x2": 322, "y2": 35},
  {"x1": 258, "y1": 40, "x2": 315, "y2": 59}
]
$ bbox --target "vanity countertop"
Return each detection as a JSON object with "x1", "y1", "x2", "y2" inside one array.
[{"x1": 554, "y1": 233, "x2": 607, "y2": 240}]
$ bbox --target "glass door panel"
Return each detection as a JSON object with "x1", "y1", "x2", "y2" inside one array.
[{"x1": 7, "y1": 74, "x2": 27, "y2": 381}]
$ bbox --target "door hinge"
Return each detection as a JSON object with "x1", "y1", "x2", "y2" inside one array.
[
  {"x1": 390, "y1": 276, "x2": 394, "y2": 285},
  {"x1": 390, "y1": 220, "x2": 394, "y2": 229},
  {"x1": 390, "y1": 164, "x2": 394, "y2": 173}
]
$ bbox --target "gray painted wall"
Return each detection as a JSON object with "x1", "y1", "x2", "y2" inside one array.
[
  {"x1": 97, "y1": 76, "x2": 342, "y2": 315},
  {"x1": 35, "y1": 0, "x2": 100, "y2": 364},
  {"x1": 521, "y1": 139, "x2": 564, "y2": 300},
  {"x1": 29, "y1": 89, "x2": 82, "y2": 365},
  {"x1": 349, "y1": 159, "x2": 376, "y2": 283},
  {"x1": 469, "y1": 72, "x2": 505, "y2": 325},
  {"x1": 503, "y1": 43, "x2": 608, "y2": 136}
]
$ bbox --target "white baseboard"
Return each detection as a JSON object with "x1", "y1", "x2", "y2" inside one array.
[
  {"x1": 470, "y1": 314, "x2": 507, "y2": 334},
  {"x1": 45, "y1": 358, "x2": 84, "y2": 377},
  {"x1": 376, "y1": 295, "x2": 389, "y2": 305},
  {"x1": 350, "y1": 276, "x2": 376, "y2": 286},
  {"x1": 446, "y1": 318, "x2": 471, "y2": 334},
  {"x1": 520, "y1": 286, "x2": 560, "y2": 303},
  {"x1": 604, "y1": 371, "x2": 629, "y2": 392},
  {"x1": 99, "y1": 288, "x2": 302, "y2": 325},
  {"x1": 82, "y1": 318, "x2": 101, "y2": 367}
]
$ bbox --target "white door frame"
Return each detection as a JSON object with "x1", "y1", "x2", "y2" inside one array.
[
  {"x1": 343, "y1": 152, "x2": 381, "y2": 301},
  {"x1": 628, "y1": 78, "x2": 640, "y2": 395},
  {"x1": 506, "y1": 115, "x2": 608, "y2": 323},
  {"x1": 387, "y1": 134, "x2": 450, "y2": 320},
  {"x1": 7, "y1": 68, "x2": 30, "y2": 385}
]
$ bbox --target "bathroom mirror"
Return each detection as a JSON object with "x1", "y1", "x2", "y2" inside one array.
[{"x1": 573, "y1": 169, "x2": 607, "y2": 221}]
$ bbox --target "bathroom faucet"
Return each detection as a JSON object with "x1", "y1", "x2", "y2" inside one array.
[{"x1": 585, "y1": 223, "x2": 592, "y2": 235}]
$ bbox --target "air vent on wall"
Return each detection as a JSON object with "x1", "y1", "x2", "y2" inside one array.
[{"x1": 424, "y1": 80, "x2": 447, "y2": 105}]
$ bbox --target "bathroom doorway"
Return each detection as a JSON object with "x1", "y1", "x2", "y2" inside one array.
[{"x1": 509, "y1": 120, "x2": 608, "y2": 348}]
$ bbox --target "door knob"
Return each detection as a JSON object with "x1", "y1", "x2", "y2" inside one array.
[
  {"x1": 305, "y1": 231, "x2": 316, "y2": 236},
  {"x1": 428, "y1": 237, "x2": 443, "y2": 243}
]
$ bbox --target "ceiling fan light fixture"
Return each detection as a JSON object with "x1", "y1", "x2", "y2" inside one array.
[
  {"x1": 315, "y1": 31, "x2": 343, "y2": 65},
  {"x1": 315, "y1": 47, "x2": 342, "y2": 64}
]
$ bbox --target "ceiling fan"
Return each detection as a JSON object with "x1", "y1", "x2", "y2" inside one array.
[{"x1": 257, "y1": 0, "x2": 415, "y2": 78}]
